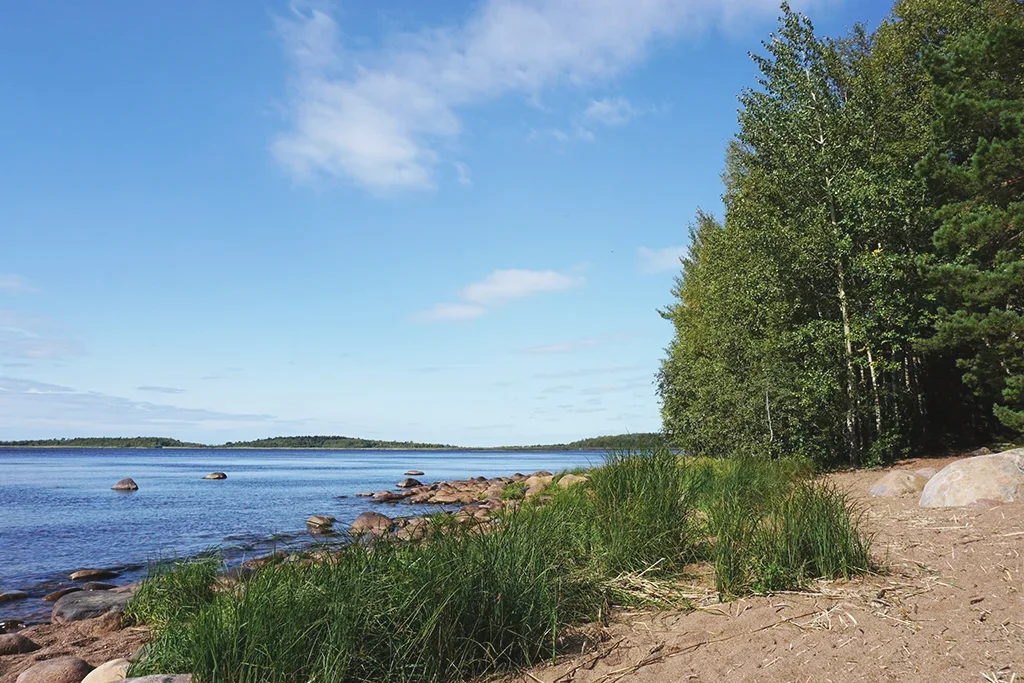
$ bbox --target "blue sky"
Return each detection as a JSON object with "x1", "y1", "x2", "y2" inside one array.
[{"x1": 0, "y1": 0, "x2": 892, "y2": 446}]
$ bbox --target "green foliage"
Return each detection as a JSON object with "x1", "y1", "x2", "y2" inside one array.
[
  {"x1": 129, "y1": 450, "x2": 871, "y2": 683},
  {"x1": 220, "y1": 435, "x2": 456, "y2": 449},
  {"x1": 659, "y1": 0, "x2": 1024, "y2": 467},
  {"x1": 0, "y1": 436, "x2": 205, "y2": 448}
]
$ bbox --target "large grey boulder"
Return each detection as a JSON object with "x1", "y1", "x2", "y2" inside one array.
[
  {"x1": 15, "y1": 657, "x2": 93, "y2": 683},
  {"x1": 920, "y1": 449, "x2": 1024, "y2": 508},
  {"x1": 868, "y1": 470, "x2": 928, "y2": 497},
  {"x1": 52, "y1": 588, "x2": 133, "y2": 623}
]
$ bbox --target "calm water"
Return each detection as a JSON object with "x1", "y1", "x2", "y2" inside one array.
[{"x1": 0, "y1": 448, "x2": 599, "y2": 623}]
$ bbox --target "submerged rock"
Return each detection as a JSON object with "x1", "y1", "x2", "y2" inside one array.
[
  {"x1": 203, "y1": 472, "x2": 227, "y2": 480},
  {"x1": 70, "y1": 568, "x2": 118, "y2": 581},
  {"x1": 868, "y1": 470, "x2": 928, "y2": 497},
  {"x1": 43, "y1": 587, "x2": 82, "y2": 602},
  {"x1": 14, "y1": 656, "x2": 93, "y2": 683},
  {"x1": 111, "y1": 478, "x2": 138, "y2": 491},
  {"x1": 920, "y1": 449, "x2": 1024, "y2": 507},
  {"x1": 350, "y1": 511, "x2": 392, "y2": 536},
  {"x1": 52, "y1": 588, "x2": 133, "y2": 623},
  {"x1": 306, "y1": 515, "x2": 336, "y2": 528},
  {"x1": 0, "y1": 590, "x2": 28, "y2": 603},
  {"x1": 0, "y1": 633, "x2": 40, "y2": 656},
  {"x1": 80, "y1": 581, "x2": 116, "y2": 591}
]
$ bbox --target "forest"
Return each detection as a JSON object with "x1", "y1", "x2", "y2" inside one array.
[{"x1": 658, "y1": 0, "x2": 1024, "y2": 467}]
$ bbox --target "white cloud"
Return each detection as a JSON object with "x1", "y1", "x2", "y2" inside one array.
[
  {"x1": 0, "y1": 309, "x2": 82, "y2": 360},
  {"x1": 638, "y1": 245, "x2": 687, "y2": 274},
  {"x1": 0, "y1": 275, "x2": 38, "y2": 295},
  {"x1": 415, "y1": 268, "x2": 582, "y2": 322},
  {"x1": 273, "y1": 0, "x2": 813, "y2": 193},
  {"x1": 520, "y1": 337, "x2": 603, "y2": 354},
  {"x1": 137, "y1": 385, "x2": 187, "y2": 394},
  {"x1": 583, "y1": 97, "x2": 640, "y2": 126}
]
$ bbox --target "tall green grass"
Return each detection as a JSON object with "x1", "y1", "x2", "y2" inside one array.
[{"x1": 128, "y1": 449, "x2": 873, "y2": 683}]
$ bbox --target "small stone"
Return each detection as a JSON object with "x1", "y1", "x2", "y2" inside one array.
[
  {"x1": 0, "y1": 633, "x2": 40, "y2": 656},
  {"x1": 111, "y1": 478, "x2": 138, "y2": 491},
  {"x1": 306, "y1": 515, "x2": 336, "y2": 528},
  {"x1": 0, "y1": 590, "x2": 28, "y2": 603},
  {"x1": 70, "y1": 568, "x2": 118, "y2": 581},
  {"x1": 81, "y1": 582, "x2": 117, "y2": 591},
  {"x1": 14, "y1": 656, "x2": 93, "y2": 683},
  {"x1": 404, "y1": 470, "x2": 425, "y2": 476},
  {"x1": 203, "y1": 472, "x2": 227, "y2": 480},
  {"x1": 43, "y1": 587, "x2": 82, "y2": 602},
  {"x1": 82, "y1": 658, "x2": 131, "y2": 683},
  {"x1": 396, "y1": 478, "x2": 422, "y2": 488},
  {"x1": 350, "y1": 511, "x2": 392, "y2": 536}
]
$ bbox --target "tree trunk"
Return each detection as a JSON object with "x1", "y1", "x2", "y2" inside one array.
[{"x1": 866, "y1": 343, "x2": 884, "y2": 437}]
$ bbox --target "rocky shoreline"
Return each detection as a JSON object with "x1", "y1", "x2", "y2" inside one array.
[{"x1": 0, "y1": 467, "x2": 586, "y2": 682}]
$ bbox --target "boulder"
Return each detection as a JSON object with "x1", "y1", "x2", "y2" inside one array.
[
  {"x1": 557, "y1": 474, "x2": 588, "y2": 489},
  {"x1": 203, "y1": 472, "x2": 227, "y2": 480},
  {"x1": 306, "y1": 515, "x2": 335, "y2": 528},
  {"x1": 868, "y1": 470, "x2": 928, "y2": 497},
  {"x1": 0, "y1": 633, "x2": 40, "y2": 656},
  {"x1": 70, "y1": 569, "x2": 118, "y2": 581},
  {"x1": 396, "y1": 478, "x2": 422, "y2": 488},
  {"x1": 123, "y1": 677, "x2": 192, "y2": 683},
  {"x1": 913, "y1": 467, "x2": 939, "y2": 480},
  {"x1": 0, "y1": 590, "x2": 27, "y2": 603},
  {"x1": 15, "y1": 656, "x2": 93, "y2": 683},
  {"x1": 404, "y1": 470, "x2": 425, "y2": 476},
  {"x1": 349, "y1": 511, "x2": 392, "y2": 536},
  {"x1": 52, "y1": 588, "x2": 133, "y2": 623},
  {"x1": 111, "y1": 478, "x2": 138, "y2": 491},
  {"x1": 355, "y1": 492, "x2": 374, "y2": 497},
  {"x1": 43, "y1": 587, "x2": 82, "y2": 602},
  {"x1": 920, "y1": 449, "x2": 1024, "y2": 508},
  {"x1": 82, "y1": 659, "x2": 130, "y2": 683},
  {"x1": 523, "y1": 474, "x2": 554, "y2": 489}
]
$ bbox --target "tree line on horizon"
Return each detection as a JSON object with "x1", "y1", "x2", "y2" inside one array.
[
  {"x1": 0, "y1": 433, "x2": 662, "y2": 451},
  {"x1": 658, "y1": 0, "x2": 1024, "y2": 467}
]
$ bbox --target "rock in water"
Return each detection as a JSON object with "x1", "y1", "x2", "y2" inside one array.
[
  {"x1": 52, "y1": 589, "x2": 132, "y2": 623},
  {"x1": 306, "y1": 515, "x2": 336, "y2": 528},
  {"x1": 203, "y1": 472, "x2": 227, "y2": 480},
  {"x1": 396, "y1": 477, "x2": 422, "y2": 488},
  {"x1": 868, "y1": 470, "x2": 928, "y2": 497},
  {"x1": 70, "y1": 568, "x2": 118, "y2": 581},
  {"x1": 920, "y1": 449, "x2": 1024, "y2": 507},
  {"x1": 349, "y1": 511, "x2": 392, "y2": 536},
  {"x1": 404, "y1": 470, "x2": 425, "y2": 476},
  {"x1": 111, "y1": 478, "x2": 138, "y2": 491},
  {"x1": 15, "y1": 656, "x2": 93, "y2": 683},
  {"x1": 0, "y1": 633, "x2": 40, "y2": 655},
  {"x1": 0, "y1": 590, "x2": 27, "y2": 603},
  {"x1": 43, "y1": 587, "x2": 82, "y2": 602},
  {"x1": 82, "y1": 659, "x2": 131, "y2": 683}
]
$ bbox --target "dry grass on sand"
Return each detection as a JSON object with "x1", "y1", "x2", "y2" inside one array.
[{"x1": 510, "y1": 457, "x2": 1023, "y2": 683}]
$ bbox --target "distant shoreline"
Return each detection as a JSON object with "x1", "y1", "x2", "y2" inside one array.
[{"x1": 0, "y1": 445, "x2": 614, "y2": 452}]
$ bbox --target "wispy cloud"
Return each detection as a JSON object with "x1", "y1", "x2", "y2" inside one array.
[
  {"x1": 638, "y1": 245, "x2": 687, "y2": 274},
  {"x1": 0, "y1": 309, "x2": 82, "y2": 361},
  {"x1": 0, "y1": 377, "x2": 276, "y2": 433},
  {"x1": 273, "y1": 0, "x2": 804, "y2": 193},
  {"x1": 137, "y1": 385, "x2": 186, "y2": 394},
  {"x1": 415, "y1": 268, "x2": 582, "y2": 322},
  {"x1": 535, "y1": 365, "x2": 643, "y2": 379},
  {"x1": 0, "y1": 275, "x2": 38, "y2": 295},
  {"x1": 519, "y1": 335, "x2": 618, "y2": 354},
  {"x1": 583, "y1": 97, "x2": 641, "y2": 127}
]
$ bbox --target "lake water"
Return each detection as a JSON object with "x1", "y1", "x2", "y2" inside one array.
[{"x1": 0, "y1": 448, "x2": 601, "y2": 624}]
